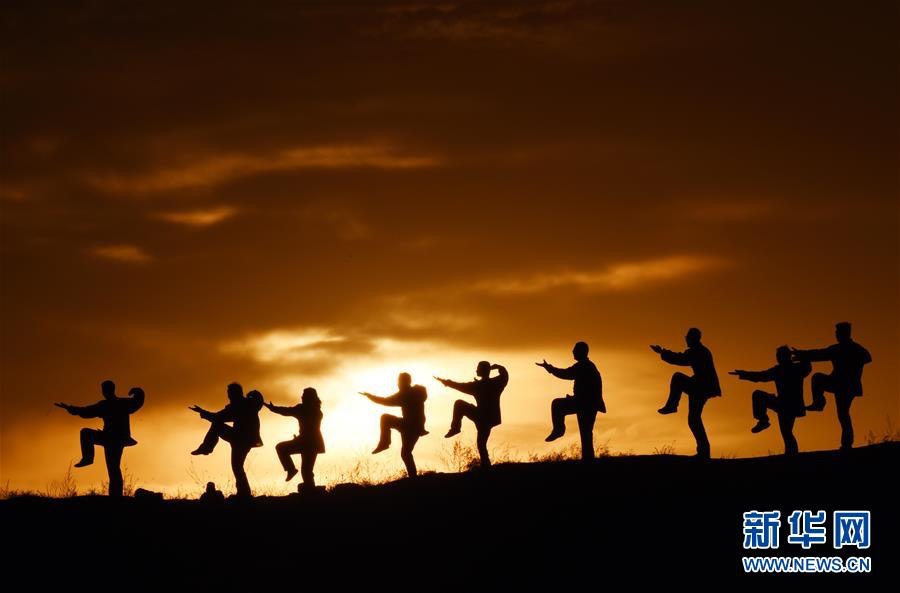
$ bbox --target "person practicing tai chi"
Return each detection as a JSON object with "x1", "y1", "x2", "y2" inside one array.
[
  {"x1": 652, "y1": 327, "x2": 721, "y2": 460},
  {"x1": 536, "y1": 341, "x2": 606, "y2": 461},
  {"x1": 190, "y1": 383, "x2": 263, "y2": 498},
  {"x1": 730, "y1": 346, "x2": 811, "y2": 455},
  {"x1": 791, "y1": 322, "x2": 871, "y2": 450},
  {"x1": 360, "y1": 372, "x2": 428, "y2": 477},
  {"x1": 264, "y1": 387, "x2": 325, "y2": 488},
  {"x1": 435, "y1": 360, "x2": 509, "y2": 468},
  {"x1": 55, "y1": 380, "x2": 145, "y2": 497}
]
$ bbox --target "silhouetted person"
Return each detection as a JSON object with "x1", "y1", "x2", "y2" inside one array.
[
  {"x1": 190, "y1": 383, "x2": 263, "y2": 498},
  {"x1": 360, "y1": 372, "x2": 428, "y2": 477},
  {"x1": 537, "y1": 341, "x2": 606, "y2": 461},
  {"x1": 730, "y1": 346, "x2": 812, "y2": 455},
  {"x1": 55, "y1": 380, "x2": 145, "y2": 497},
  {"x1": 199, "y1": 481, "x2": 225, "y2": 504},
  {"x1": 652, "y1": 328, "x2": 721, "y2": 460},
  {"x1": 264, "y1": 387, "x2": 325, "y2": 488},
  {"x1": 435, "y1": 361, "x2": 509, "y2": 468},
  {"x1": 791, "y1": 322, "x2": 872, "y2": 450}
]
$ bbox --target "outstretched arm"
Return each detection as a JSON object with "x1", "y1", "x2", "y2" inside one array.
[
  {"x1": 55, "y1": 401, "x2": 103, "y2": 418},
  {"x1": 728, "y1": 367, "x2": 775, "y2": 383},
  {"x1": 359, "y1": 391, "x2": 401, "y2": 407},
  {"x1": 434, "y1": 377, "x2": 477, "y2": 396},
  {"x1": 264, "y1": 401, "x2": 294, "y2": 416},
  {"x1": 790, "y1": 346, "x2": 831, "y2": 362},
  {"x1": 535, "y1": 360, "x2": 576, "y2": 380},
  {"x1": 189, "y1": 405, "x2": 228, "y2": 422},
  {"x1": 650, "y1": 345, "x2": 691, "y2": 366}
]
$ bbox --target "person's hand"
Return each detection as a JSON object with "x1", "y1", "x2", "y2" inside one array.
[
  {"x1": 433, "y1": 376, "x2": 448, "y2": 385},
  {"x1": 128, "y1": 387, "x2": 144, "y2": 397},
  {"x1": 54, "y1": 402, "x2": 74, "y2": 414},
  {"x1": 189, "y1": 405, "x2": 203, "y2": 414},
  {"x1": 535, "y1": 360, "x2": 550, "y2": 370},
  {"x1": 490, "y1": 364, "x2": 502, "y2": 370},
  {"x1": 358, "y1": 392, "x2": 374, "y2": 398},
  {"x1": 728, "y1": 370, "x2": 744, "y2": 376},
  {"x1": 650, "y1": 345, "x2": 663, "y2": 354},
  {"x1": 263, "y1": 401, "x2": 274, "y2": 409}
]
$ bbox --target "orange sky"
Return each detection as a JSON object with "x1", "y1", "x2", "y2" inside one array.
[{"x1": 1, "y1": 0, "x2": 898, "y2": 496}]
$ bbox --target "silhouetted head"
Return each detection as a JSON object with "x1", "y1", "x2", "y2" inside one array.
[
  {"x1": 685, "y1": 328, "x2": 702, "y2": 348},
  {"x1": 205, "y1": 481, "x2": 216, "y2": 493},
  {"x1": 100, "y1": 380, "x2": 116, "y2": 399},
  {"x1": 301, "y1": 387, "x2": 321, "y2": 406},
  {"x1": 476, "y1": 361, "x2": 491, "y2": 378},
  {"x1": 776, "y1": 345, "x2": 791, "y2": 365},
  {"x1": 226, "y1": 382, "x2": 244, "y2": 402},
  {"x1": 835, "y1": 321, "x2": 852, "y2": 343},
  {"x1": 572, "y1": 341, "x2": 589, "y2": 361},
  {"x1": 397, "y1": 372, "x2": 412, "y2": 390}
]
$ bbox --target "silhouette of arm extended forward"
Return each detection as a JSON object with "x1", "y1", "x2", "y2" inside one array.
[
  {"x1": 650, "y1": 345, "x2": 691, "y2": 366},
  {"x1": 790, "y1": 346, "x2": 833, "y2": 362},
  {"x1": 434, "y1": 377, "x2": 477, "y2": 396},
  {"x1": 535, "y1": 360, "x2": 577, "y2": 380},
  {"x1": 729, "y1": 367, "x2": 776, "y2": 382},
  {"x1": 264, "y1": 401, "x2": 296, "y2": 416},
  {"x1": 189, "y1": 405, "x2": 232, "y2": 422},
  {"x1": 55, "y1": 401, "x2": 103, "y2": 418},
  {"x1": 360, "y1": 391, "x2": 402, "y2": 407}
]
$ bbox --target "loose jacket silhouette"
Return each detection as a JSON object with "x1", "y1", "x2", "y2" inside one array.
[
  {"x1": 654, "y1": 328, "x2": 720, "y2": 459},
  {"x1": 191, "y1": 384, "x2": 263, "y2": 497},
  {"x1": 361, "y1": 373, "x2": 428, "y2": 477},
  {"x1": 438, "y1": 361, "x2": 509, "y2": 467},
  {"x1": 539, "y1": 341, "x2": 606, "y2": 461},
  {"x1": 792, "y1": 322, "x2": 872, "y2": 449},
  {"x1": 56, "y1": 380, "x2": 144, "y2": 497},
  {"x1": 267, "y1": 387, "x2": 325, "y2": 487},
  {"x1": 731, "y1": 346, "x2": 812, "y2": 454}
]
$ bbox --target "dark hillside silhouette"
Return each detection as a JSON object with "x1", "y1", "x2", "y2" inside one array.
[{"x1": 2, "y1": 443, "x2": 896, "y2": 588}]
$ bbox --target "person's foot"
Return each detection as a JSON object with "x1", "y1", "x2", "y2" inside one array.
[
  {"x1": 444, "y1": 427, "x2": 461, "y2": 438},
  {"x1": 285, "y1": 468, "x2": 298, "y2": 482},
  {"x1": 372, "y1": 443, "x2": 390, "y2": 454},
  {"x1": 657, "y1": 406, "x2": 678, "y2": 415},
  {"x1": 751, "y1": 420, "x2": 771, "y2": 433},
  {"x1": 805, "y1": 402, "x2": 825, "y2": 412},
  {"x1": 544, "y1": 429, "x2": 565, "y2": 442},
  {"x1": 73, "y1": 459, "x2": 93, "y2": 468},
  {"x1": 840, "y1": 445, "x2": 853, "y2": 452},
  {"x1": 190, "y1": 446, "x2": 212, "y2": 456},
  {"x1": 694, "y1": 452, "x2": 711, "y2": 460}
]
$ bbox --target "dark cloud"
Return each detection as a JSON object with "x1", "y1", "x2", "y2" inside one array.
[{"x1": 1, "y1": 0, "x2": 897, "y2": 490}]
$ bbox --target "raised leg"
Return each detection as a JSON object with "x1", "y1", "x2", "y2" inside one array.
[
  {"x1": 76, "y1": 428, "x2": 102, "y2": 467},
  {"x1": 660, "y1": 372, "x2": 693, "y2": 414},
  {"x1": 547, "y1": 396, "x2": 578, "y2": 441},
  {"x1": 373, "y1": 414, "x2": 402, "y2": 453}
]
